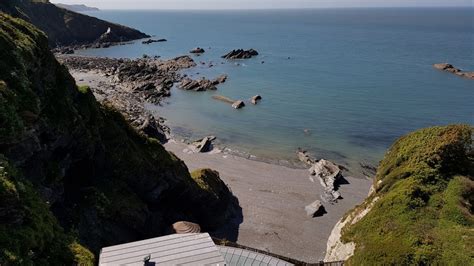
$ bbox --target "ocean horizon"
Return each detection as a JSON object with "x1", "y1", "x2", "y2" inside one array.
[{"x1": 77, "y1": 7, "x2": 474, "y2": 173}]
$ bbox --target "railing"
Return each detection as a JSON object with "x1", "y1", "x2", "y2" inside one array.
[{"x1": 212, "y1": 237, "x2": 344, "y2": 266}]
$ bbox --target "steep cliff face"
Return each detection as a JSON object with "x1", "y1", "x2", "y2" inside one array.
[
  {"x1": 0, "y1": 13, "x2": 237, "y2": 264},
  {"x1": 325, "y1": 125, "x2": 473, "y2": 264},
  {"x1": 0, "y1": 0, "x2": 149, "y2": 47}
]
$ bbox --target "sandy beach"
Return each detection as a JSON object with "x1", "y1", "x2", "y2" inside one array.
[
  {"x1": 165, "y1": 140, "x2": 371, "y2": 262},
  {"x1": 71, "y1": 68, "x2": 372, "y2": 263}
]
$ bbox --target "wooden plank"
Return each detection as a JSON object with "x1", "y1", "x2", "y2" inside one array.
[
  {"x1": 101, "y1": 235, "x2": 210, "y2": 261},
  {"x1": 101, "y1": 233, "x2": 202, "y2": 253},
  {"x1": 99, "y1": 233, "x2": 226, "y2": 266},
  {"x1": 103, "y1": 242, "x2": 215, "y2": 264}
]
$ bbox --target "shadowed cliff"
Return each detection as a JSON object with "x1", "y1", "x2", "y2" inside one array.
[
  {"x1": 0, "y1": 0, "x2": 149, "y2": 47},
  {"x1": 0, "y1": 13, "x2": 239, "y2": 264}
]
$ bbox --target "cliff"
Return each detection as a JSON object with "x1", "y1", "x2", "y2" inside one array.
[
  {"x1": 325, "y1": 125, "x2": 473, "y2": 264},
  {"x1": 55, "y1": 3, "x2": 100, "y2": 12},
  {"x1": 0, "y1": 13, "x2": 237, "y2": 264},
  {"x1": 0, "y1": 0, "x2": 149, "y2": 47}
]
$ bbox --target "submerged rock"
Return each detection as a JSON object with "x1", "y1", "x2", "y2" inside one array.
[
  {"x1": 433, "y1": 63, "x2": 474, "y2": 79},
  {"x1": 297, "y1": 149, "x2": 315, "y2": 166},
  {"x1": 142, "y1": 38, "x2": 167, "y2": 44},
  {"x1": 190, "y1": 47, "x2": 205, "y2": 54},
  {"x1": 212, "y1": 74, "x2": 228, "y2": 85}
]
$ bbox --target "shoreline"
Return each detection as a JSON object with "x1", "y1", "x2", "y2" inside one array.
[{"x1": 66, "y1": 64, "x2": 373, "y2": 262}]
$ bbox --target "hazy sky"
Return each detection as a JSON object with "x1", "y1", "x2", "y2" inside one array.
[{"x1": 50, "y1": 0, "x2": 473, "y2": 10}]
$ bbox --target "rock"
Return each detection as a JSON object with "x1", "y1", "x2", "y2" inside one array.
[
  {"x1": 232, "y1": 100, "x2": 245, "y2": 109},
  {"x1": 305, "y1": 200, "x2": 324, "y2": 217},
  {"x1": 56, "y1": 55, "x2": 196, "y2": 142},
  {"x1": 222, "y1": 49, "x2": 259, "y2": 59},
  {"x1": 137, "y1": 115, "x2": 167, "y2": 143},
  {"x1": 433, "y1": 63, "x2": 474, "y2": 80},
  {"x1": 190, "y1": 136, "x2": 215, "y2": 153},
  {"x1": 310, "y1": 159, "x2": 342, "y2": 203},
  {"x1": 190, "y1": 47, "x2": 205, "y2": 54},
  {"x1": 298, "y1": 151, "x2": 344, "y2": 204},
  {"x1": 142, "y1": 38, "x2": 167, "y2": 44},
  {"x1": 297, "y1": 149, "x2": 315, "y2": 166},
  {"x1": 250, "y1": 95, "x2": 262, "y2": 105},
  {"x1": 212, "y1": 74, "x2": 228, "y2": 85},
  {"x1": 179, "y1": 78, "x2": 217, "y2": 91}
]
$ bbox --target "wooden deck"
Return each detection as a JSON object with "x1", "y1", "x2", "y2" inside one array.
[{"x1": 99, "y1": 233, "x2": 226, "y2": 265}]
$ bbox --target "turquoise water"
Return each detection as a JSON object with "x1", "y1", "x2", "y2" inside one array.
[{"x1": 77, "y1": 8, "x2": 474, "y2": 170}]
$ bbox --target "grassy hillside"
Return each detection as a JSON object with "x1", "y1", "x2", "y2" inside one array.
[
  {"x1": 341, "y1": 125, "x2": 473, "y2": 264},
  {"x1": 0, "y1": 13, "x2": 236, "y2": 264},
  {"x1": 0, "y1": 0, "x2": 149, "y2": 47}
]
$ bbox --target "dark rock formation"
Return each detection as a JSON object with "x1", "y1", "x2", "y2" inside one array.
[
  {"x1": 190, "y1": 47, "x2": 205, "y2": 54},
  {"x1": 179, "y1": 78, "x2": 217, "y2": 91},
  {"x1": 57, "y1": 55, "x2": 197, "y2": 141},
  {"x1": 222, "y1": 49, "x2": 259, "y2": 59},
  {"x1": 190, "y1": 136, "x2": 216, "y2": 153},
  {"x1": 212, "y1": 74, "x2": 228, "y2": 85},
  {"x1": 433, "y1": 63, "x2": 474, "y2": 80},
  {"x1": 0, "y1": 14, "x2": 239, "y2": 264},
  {"x1": 142, "y1": 38, "x2": 167, "y2": 44},
  {"x1": 0, "y1": 0, "x2": 149, "y2": 47}
]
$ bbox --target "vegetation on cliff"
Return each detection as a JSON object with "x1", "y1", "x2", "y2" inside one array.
[
  {"x1": 0, "y1": 0, "x2": 149, "y2": 47},
  {"x1": 0, "y1": 13, "x2": 237, "y2": 264},
  {"x1": 339, "y1": 125, "x2": 473, "y2": 264}
]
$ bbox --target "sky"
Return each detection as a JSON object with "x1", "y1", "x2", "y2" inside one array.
[{"x1": 50, "y1": 0, "x2": 473, "y2": 10}]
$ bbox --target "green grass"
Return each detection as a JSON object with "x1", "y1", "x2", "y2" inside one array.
[{"x1": 341, "y1": 125, "x2": 473, "y2": 265}]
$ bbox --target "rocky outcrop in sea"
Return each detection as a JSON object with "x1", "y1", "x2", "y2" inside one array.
[
  {"x1": 433, "y1": 63, "x2": 474, "y2": 79},
  {"x1": 222, "y1": 49, "x2": 259, "y2": 59}
]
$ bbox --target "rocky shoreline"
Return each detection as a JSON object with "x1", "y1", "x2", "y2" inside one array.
[{"x1": 57, "y1": 54, "x2": 199, "y2": 142}]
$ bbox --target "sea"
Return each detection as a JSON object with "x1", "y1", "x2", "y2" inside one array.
[{"x1": 76, "y1": 8, "x2": 474, "y2": 173}]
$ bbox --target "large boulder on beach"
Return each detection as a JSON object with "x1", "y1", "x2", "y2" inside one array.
[
  {"x1": 222, "y1": 49, "x2": 259, "y2": 59},
  {"x1": 190, "y1": 136, "x2": 216, "y2": 153},
  {"x1": 232, "y1": 100, "x2": 245, "y2": 109},
  {"x1": 305, "y1": 200, "x2": 324, "y2": 217}
]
